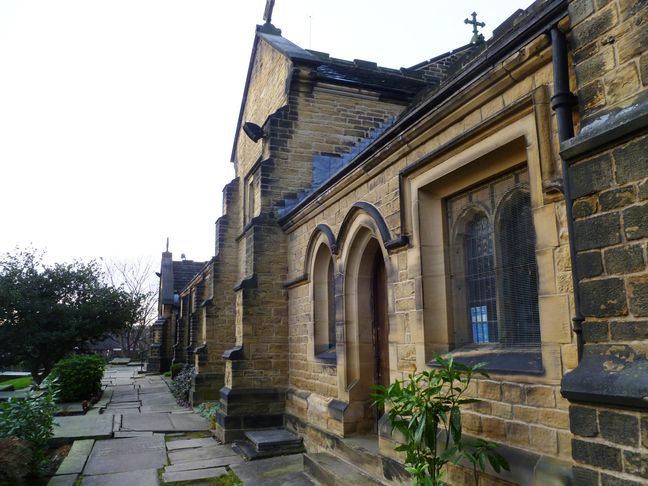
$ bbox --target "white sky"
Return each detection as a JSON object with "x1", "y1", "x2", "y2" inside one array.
[{"x1": 0, "y1": 0, "x2": 531, "y2": 267}]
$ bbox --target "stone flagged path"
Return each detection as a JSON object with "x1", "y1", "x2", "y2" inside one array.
[{"x1": 48, "y1": 365, "x2": 318, "y2": 485}]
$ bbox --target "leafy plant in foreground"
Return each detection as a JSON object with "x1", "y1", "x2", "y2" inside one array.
[
  {"x1": 0, "y1": 382, "x2": 59, "y2": 469},
  {"x1": 372, "y1": 354, "x2": 509, "y2": 485},
  {"x1": 196, "y1": 401, "x2": 220, "y2": 429}
]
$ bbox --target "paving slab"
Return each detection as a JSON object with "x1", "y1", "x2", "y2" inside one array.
[
  {"x1": 55, "y1": 439, "x2": 94, "y2": 475},
  {"x1": 113, "y1": 431, "x2": 153, "y2": 438},
  {"x1": 164, "y1": 455, "x2": 243, "y2": 473},
  {"x1": 109, "y1": 392, "x2": 139, "y2": 403},
  {"x1": 231, "y1": 454, "x2": 316, "y2": 486},
  {"x1": 121, "y1": 412, "x2": 174, "y2": 432},
  {"x1": 0, "y1": 390, "x2": 29, "y2": 401},
  {"x1": 163, "y1": 466, "x2": 228, "y2": 482},
  {"x1": 82, "y1": 468, "x2": 159, "y2": 486},
  {"x1": 168, "y1": 412, "x2": 210, "y2": 431},
  {"x1": 168, "y1": 444, "x2": 237, "y2": 464},
  {"x1": 56, "y1": 402, "x2": 85, "y2": 416},
  {"x1": 47, "y1": 474, "x2": 78, "y2": 486},
  {"x1": 83, "y1": 436, "x2": 166, "y2": 475},
  {"x1": 53, "y1": 415, "x2": 114, "y2": 441},
  {"x1": 166, "y1": 437, "x2": 217, "y2": 450}
]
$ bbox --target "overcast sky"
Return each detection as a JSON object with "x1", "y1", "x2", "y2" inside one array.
[{"x1": 0, "y1": 0, "x2": 531, "y2": 267}]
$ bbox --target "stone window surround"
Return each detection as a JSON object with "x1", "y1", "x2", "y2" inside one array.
[
  {"x1": 404, "y1": 106, "x2": 568, "y2": 382},
  {"x1": 308, "y1": 231, "x2": 337, "y2": 364}
]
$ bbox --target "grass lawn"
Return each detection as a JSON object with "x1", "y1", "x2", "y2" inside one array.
[{"x1": 1, "y1": 376, "x2": 33, "y2": 389}]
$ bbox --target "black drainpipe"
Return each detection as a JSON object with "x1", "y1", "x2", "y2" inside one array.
[{"x1": 549, "y1": 26, "x2": 584, "y2": 361}]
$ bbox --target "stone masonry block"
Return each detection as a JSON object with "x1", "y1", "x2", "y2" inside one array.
[
  {"x1": 617, "y1": 22, "x2": 648, "y2": 65},
  {"x1": 569, "y1": 0, "x2": 595, "y2": 26},
  {"x1": 604, "y1": 61, "x2": 641, "y2": 106},
  {"x1": 599, "y1": 186, "x2": 636, "y2": 210},
  {"x1": 570, "y1": 153, "x2": 613, "y2": 199},
  {"x1": 525, "y1": 385, "x2": 556, "y2": 407},
  {"x1": 572, "y1": 438, "x2": 622, "y2": 470},
  {"x1": 576, "y1": 47, "x2": 616, "y2": 86},
  {"x1": 623, "y1": 450, "x2": 648, "y2": 479},
  {"x1": 629, "y1": 277, "x2": 648, "y2": 316},
  {"x1": 573, "y1": 197, "x2": 598, "y2": 218},
  {"x1": 577, "y1": 251, "x2": 603, "y2": 278},
  {"x1": 578, "y1": 79, "x2": 606, "y2": 112},
  {"x1": 642, "y1": 52, "x2": 648, "y2": 86},
  {"x1": 583, "y1": 320, "x2": 609, "y2": 342},
  {"x1": 533, "y1": 205, "x2": 559, "y2": 249},
  {"x1": 599, "y1": 410, "x2": 639, "y2": 446},
  {"x1": 640, "y1": 180, "x2": 648, "y2": 200},
  {"x1": 580, "y1": 278, "x2": 628, "y2": 317},
  {"x1": 573, "y1": 466, "x2": 599, "y2": 486},
  {"x1": 529, "y1": 425, "x2": 558, "y2": 454},
  {"x1": 570, "y1": 405, "x2": 598, "y2": 437},
  {"x1": 501, "y1": 383, "x2": 525, "y2": 404},
  {"x1": 478, "y1": 380, "x2": 501, "y2": 401},
  {"x1": 601, "y1": 473, "x2": 645, "y2": 486},
  {"x1": 624, "y1": 203, "x2": 648, "y2": 240},
  {"x1": 604, "y1": 244, "x2": 645, "y2": 274},
  {"x1": 539, "y1": 294, "x2": 572, "y2": 343},
  {"x1": 572, "y1": 5, "x2": 618, "y2": 50},
  {"x1": 574, "y1": 213, "x2": 622, "y2": 251},
  {"x1": 614, "y1": 134, "x2": 648, "y2": 184},
  {"x1": 610, "y1": 320, "x2": 648, "y2": 340}
]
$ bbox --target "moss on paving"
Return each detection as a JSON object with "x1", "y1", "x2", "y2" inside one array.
[
  {"x1": 162, "y1": 470, "x2": 242, "y2": 486},
  {"x1": 165, "y1": 431, "x2": 213, "y2": 442}
]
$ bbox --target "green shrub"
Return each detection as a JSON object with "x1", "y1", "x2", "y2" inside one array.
[
  {"x1": 0, "y1": 384, "x2": 58, "y2": 471},
  {"x1": 51, "y1": 354, "x2": 105, "y2": 402},
  {"x1": 170, "y1": 362, "x2": 186, "y2": 379},
  {"x1": 170, "y1": 364, "x2": 194, "y2": 406},
  {"x1": 372, "y1": 354, "x2": 509, "y2": 485}
]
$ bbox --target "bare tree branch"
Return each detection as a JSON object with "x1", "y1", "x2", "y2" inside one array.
[{"x1": 101, "y1": 256, "x2": 158, "y2": 353}]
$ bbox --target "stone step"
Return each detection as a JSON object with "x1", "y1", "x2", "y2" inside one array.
[
  {"x1": 231, "y1": 439, "x2": 304, "y2": 461},
  {"x1": 245, "y1": 429, "x2": 303, "y2": 451},
  {"x1": 232, "y1": 428, "x2": 305, "y2": 460},
  {"x1": 304, "y1": 452, "x2": 384, "y2": 486}
]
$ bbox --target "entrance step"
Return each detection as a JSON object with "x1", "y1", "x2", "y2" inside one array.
[
  {"x1": 231, "y1": 428, "x2": 304, "y2": 460},
  {"x1": 304, "y1": 452, "x2": 384, "y2": 486}
]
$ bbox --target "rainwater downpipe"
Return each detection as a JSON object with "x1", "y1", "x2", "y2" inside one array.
[{"x1": 549, "y1": 26, "x2": 584, "y2": 362}]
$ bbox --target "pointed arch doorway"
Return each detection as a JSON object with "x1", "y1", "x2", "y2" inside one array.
[{"x1": 344, "y1": 230, "x2": 390, "y2": 434}]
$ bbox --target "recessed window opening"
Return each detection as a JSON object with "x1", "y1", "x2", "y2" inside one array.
[
  {"x1": 313, "y1": 244, "x2": 336, "y2": 358},
  {"x1": 447, "y1": 167, "x2": 540, "y2": 349}
]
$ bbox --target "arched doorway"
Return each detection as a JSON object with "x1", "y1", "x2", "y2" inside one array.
[{"x1": 344, "y1": 231, "x2": 390, "y2": 434}]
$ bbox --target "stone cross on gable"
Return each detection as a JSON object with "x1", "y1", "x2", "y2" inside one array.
[
  {"x1": 263, "y1": 0, "x2": 275, "y2": 23},
  {"x1": 464, "y1": 12, "x2": 485, "y2": 44}
]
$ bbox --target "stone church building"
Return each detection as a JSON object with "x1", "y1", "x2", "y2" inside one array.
[{"x1": 149, "y1": 0, "x2": 648, "y2": 483}]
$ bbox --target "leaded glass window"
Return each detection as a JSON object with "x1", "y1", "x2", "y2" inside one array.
[{"x1": 446, "y1": 168, "x2": 540, "y2": 349}]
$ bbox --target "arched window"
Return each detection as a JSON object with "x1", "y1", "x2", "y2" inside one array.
[
  {"x1": 496, "y1": 189, "x2": 540, "y2": 345},
  {"x1": 464, "y1": 213, "x2": 497, "y2": 344},
  {"x1": 313, "y1": 244, "x2": 336, "y2": 357},
  {"x1": 447, "y1": 168, "x2": 540, "y2": 349}
]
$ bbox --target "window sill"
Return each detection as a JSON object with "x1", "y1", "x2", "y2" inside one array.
[
  {"x1": 429, "y1": 344, "x2": 544, "y2": 375},
  {"x1": 314, "y1": 350, "x2": 336, "y2": 365}
]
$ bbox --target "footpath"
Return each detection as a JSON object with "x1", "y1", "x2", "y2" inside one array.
[{"x1": 47, "y1": 366, "x2": 317, "y2": 486}]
